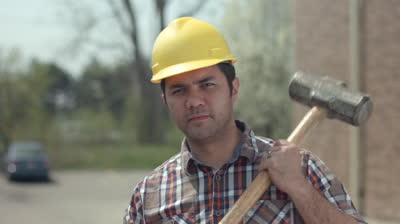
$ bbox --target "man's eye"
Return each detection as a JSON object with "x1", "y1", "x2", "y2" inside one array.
[
  {"x1": 171, "y1": 88, "x2": 184, "y2": 95},
  {"x1": 201, "y1": 83, "x2": 215, "y2": 88}
]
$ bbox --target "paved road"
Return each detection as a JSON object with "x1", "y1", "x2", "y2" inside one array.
[
  {"x1": 1, "y1": 170, "x2": 396, "y2": 224},
  {"x1": 0, "y1": 170, "x2": 150, "y2": 224}
]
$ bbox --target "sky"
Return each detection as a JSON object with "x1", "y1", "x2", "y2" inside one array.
[
  {"x1": 0, "y1": 0, "x2": 224, "y2": 77},
  {"x1": 0, "y1": 1, "x2": 73, "y2": 71}
]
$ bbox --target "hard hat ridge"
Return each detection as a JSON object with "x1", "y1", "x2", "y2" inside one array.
[{"x1": 151, "y1": 17, "x2": 236, "y2": 83}]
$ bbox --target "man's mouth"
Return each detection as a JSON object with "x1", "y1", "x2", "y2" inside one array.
[{"x1": 187, "y1": 114, "x2": 210, "y2": 122}]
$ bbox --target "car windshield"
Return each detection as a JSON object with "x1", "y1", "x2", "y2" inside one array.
[
  {"x1": 8, "y1": 142, "x2": 47, "y2": 160},
  {"x1": 15, "y1": 148, "x2": 44, "y2": 159}
]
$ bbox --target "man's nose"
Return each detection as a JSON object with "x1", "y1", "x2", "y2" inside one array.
[{"x1": 185, "y1": 89, "x2": 205, "y2": 109}]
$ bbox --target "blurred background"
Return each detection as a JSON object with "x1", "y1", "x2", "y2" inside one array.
[{"x1": 0, "y1": 0, "x2": 398, "y2": 223}]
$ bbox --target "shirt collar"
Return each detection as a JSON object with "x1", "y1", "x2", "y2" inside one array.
[{"x1": 180, "y1": 120, "x2": 261, "y2": 175}]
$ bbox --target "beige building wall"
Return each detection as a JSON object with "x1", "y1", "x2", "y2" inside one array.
[{"x1": 295, "y1": 0, "x2": 400, "y2": 221}]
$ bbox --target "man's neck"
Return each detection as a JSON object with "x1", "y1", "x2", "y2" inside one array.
[{"x1": 186, "y1": 121, "x2": 242, "y2": 170}]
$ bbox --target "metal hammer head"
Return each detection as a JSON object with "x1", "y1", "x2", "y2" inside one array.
[{"x1": 288, "y1": 71, "x2": 373, "y2": 126}]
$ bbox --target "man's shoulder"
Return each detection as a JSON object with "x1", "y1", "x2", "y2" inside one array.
[
  {"x1": 154, "y1": 152, "x2": 183, "y2": 172},
  {"x1": 139, "y1": 152, "x2": 183, "y2": 183}
]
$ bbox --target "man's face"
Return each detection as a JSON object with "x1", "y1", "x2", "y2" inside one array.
[{"x1": 163, "y1": 65, "x2": 239, "y2": 142}]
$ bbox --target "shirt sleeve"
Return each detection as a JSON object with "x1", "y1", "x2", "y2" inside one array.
[
  {"x1": 303, "y1": 151, "x2": 367, "y2": 224},
  {"x1": 124, "y1": 183, "x2": 145, "y2": 224}
]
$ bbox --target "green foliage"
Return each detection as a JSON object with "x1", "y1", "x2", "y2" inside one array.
[
  {"x1": 0, "y1": 49, "x2": 47, "y2": 146},
  {"x1": 14, "y1": 60, "x2": 74, "y2": 137},
  {"x1": 163, "y1": 119, "x2": 184, "y2": 146},
  {"x1": 222, "y1": 0, "x2": 293, "y2": 139},
  {"x1": 65, "y1": 107, "x2": 120, "y2": 143},
  {"x1": 76, "y1": 57, "x2": 133, "y2": 122},
  {"x1": 0, "y1": 48, "x2": 183, "y2": 169},
  {"x1": 47, "y1": 143, "x2": 179, "y2": 170}
]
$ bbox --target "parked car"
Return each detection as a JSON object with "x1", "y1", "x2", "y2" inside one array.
[{"x1": 3, "y1": 141, "x2": 50, "y2": 180}]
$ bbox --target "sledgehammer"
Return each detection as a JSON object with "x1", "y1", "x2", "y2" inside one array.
[{"x1": 219, "y1": 71, "x2": 373, "y2": 224}]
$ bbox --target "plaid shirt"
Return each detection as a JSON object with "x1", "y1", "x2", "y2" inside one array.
[{"x1": 124, "y1": 121, "x2": 366, "y2": 224}]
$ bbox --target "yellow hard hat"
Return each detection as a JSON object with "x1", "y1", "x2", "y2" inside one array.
[{"x1": 151, "y1": 17, "x2": 236, "y2": 83}]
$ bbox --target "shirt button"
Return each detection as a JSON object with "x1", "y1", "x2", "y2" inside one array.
[{"x1": 215, "y1": 210, "x2": 223, "y2": 216}]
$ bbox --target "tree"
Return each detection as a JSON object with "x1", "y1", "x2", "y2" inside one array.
[
  {"x1": 0, "y1": 50, "x2": 73, "y2": 147},
  {"x1": 0, "y1": 48, "x2": 27, "y2": 148},
  {"x1": 30, "y1": 60, "x2": 76, "y2": 115},
  {"x1": 222, "y1": 0, "x2": 293, "y2": 139},
  {"x1": 76, "y1": 57, "x2": 132, "y2": 121},
  {"x1": 63, "y1": 0, "x2": 211, "y2": 143}
]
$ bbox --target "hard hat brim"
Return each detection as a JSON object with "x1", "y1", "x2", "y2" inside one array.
[{"x1": 151, "y1": 57, "x2": 236, "y2": 83}]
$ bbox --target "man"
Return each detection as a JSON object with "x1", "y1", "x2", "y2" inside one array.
[{"x1": 124, "y1": 17, "x2": 366, "y2": 224}]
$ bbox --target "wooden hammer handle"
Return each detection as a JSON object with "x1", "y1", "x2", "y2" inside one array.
[
  {"x1": 287, "y1": 107, "x2": 327, "y2": 144},
  {"x1": 219, "y1": 107, "x2": 326, "y2": 224}
]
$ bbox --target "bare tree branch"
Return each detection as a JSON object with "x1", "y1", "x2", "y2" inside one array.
[
  {"x1": 122, "y1": 0, "x2": 140, "y2": 56},
  {"x1": 60, "y1": 0, "x2": 100, "y2": 57},
  {"x1": 178, "y1": 0, "x2": 209, "y2": 18},
  {"x1": 156, "y1": 0, "x2": 167, "y2": 29},
  {"x1": 107, "y1": 0, "x2": 132, "y2": 36}
]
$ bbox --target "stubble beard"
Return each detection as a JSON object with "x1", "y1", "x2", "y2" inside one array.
[{"x1": 181, "y1": 110, "x2": 234, "y2": 143}]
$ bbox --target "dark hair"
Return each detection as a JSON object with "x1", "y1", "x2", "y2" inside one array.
[
  {"x1": 217, "y1": 62, "x2": 236, "y2": 95},
  {"x1": 160, "y1": 62, "x2": 236, "y2": 95}
]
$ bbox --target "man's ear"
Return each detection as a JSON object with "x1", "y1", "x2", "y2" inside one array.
[
  {"x1": 232, "y1": 77, "x2": 240, "y2": 102},
  {"x1": 161, "y1": 93, "x2": 167, "y2": 105}
]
